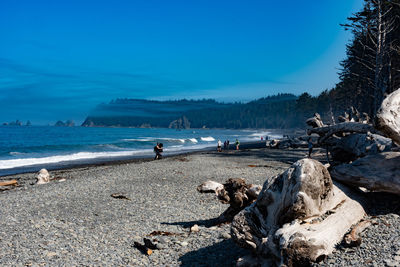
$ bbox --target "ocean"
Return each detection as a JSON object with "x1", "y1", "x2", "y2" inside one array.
[{"x1": 0, "y1": 126, "x2": 283, "y2": 176}]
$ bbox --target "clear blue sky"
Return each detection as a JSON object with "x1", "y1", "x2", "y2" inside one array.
[{"x1": 0, "y1": 0, "x2": 364, "y2": 124}]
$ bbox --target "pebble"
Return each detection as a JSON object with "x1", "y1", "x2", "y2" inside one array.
[
  {"x1": 190, "y1": 224, "x2": 200, "y2": 233},
  {"x1": 2, "y1": 149, "x2": 398, "y2": 266},
  {"x1": 221, "y1": 233, "x2": 231, "y2": 239},
  {"x1": 384, "y1": 259, "x2": 399, "y2": 267},
  {"x1": 180, "y1": 241, "x2": 189, "y2": 247}
]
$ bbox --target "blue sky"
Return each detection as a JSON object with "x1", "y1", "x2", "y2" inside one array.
[{"x1": 0, "y1": 0, "x2": 364, "y2": 124}]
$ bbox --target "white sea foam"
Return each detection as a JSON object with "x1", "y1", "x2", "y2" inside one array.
[
  {"x1": 248, "y1": 131, "x2": 283, "y2": 140},
  {"x1": 189, "y1": 138, "x2": 198, "y2": 143},
  {"x1": 0, "y1": 150, "x2": 153, "y2": 170},
  {"x1": 123, "y1": 137, "x2": 185, "y2": 143},
  {"x1": 0, "y1": 142, "x2": 217, "y2": 170},
  {"x1": 121, "y1": 138, "x2": 153, "y2": 142},
  {"x1": 200, "y1": 136, "x2": 215, "y2": 142}
]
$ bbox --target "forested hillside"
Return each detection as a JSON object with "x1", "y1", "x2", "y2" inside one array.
[{"x1": 82, "y1": 0, "x2": 400, "y2": 129}]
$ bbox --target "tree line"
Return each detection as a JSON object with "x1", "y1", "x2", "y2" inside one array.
[{"x1": 83, "y1": 0, "x2": 400, "y2": 129}]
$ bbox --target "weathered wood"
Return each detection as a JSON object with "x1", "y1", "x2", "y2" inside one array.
[
  {"x1": 231, "y1": 159, "x2": 365, "y2": 266},
  {"x1": 338, "y1": 112, "x2": 350, "y2": 123},
  {"x1": 0, "y1": 180, "x2": 18, "y2": 186},
  {"x1": 198, "y1": 178, "x2": 261, "y2": 223},
  {"x1": 348, "y1": 106, "x2": 361, "y2": 122},
  {"x1": 307, "y1": 122, "x2": 378, "y2": 144},
  {"x1": 330, "y1": 152, "x2": 400, "y2": 195},
  {"x1": 328, "y1": 133, "x2": 392, "y2": 162},
  {"x1": 344, "y1": 220, "x2": 372, "y2": 247},
  {"x1": 197, "y1": 180, "x2": 224, "y2": 194},
  {"x1": 375, "y1": 88, "x2": 400, "y2": 146},
  {"x1": 306, "y1": 113, "x2": 325, "y2": 128},
  {"x1": 36, "y1": 168, "x2": 50, "y2": 184}
]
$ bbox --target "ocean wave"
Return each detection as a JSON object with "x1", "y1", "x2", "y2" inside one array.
[
  {"x1": 9, "y1": 151, "x2": 26, "y2": 156},
  {"x1": 0, "y1": 150, "x2": 153, "y2": 170},
  {"x1": 93, "y1": 144, "x2": 123, "y2": 150},
  {"x1": 189, "y1": 138, "x2": 198, "y2": 143},
  {"x1": 122, "y1": 137, "x2": 185, "y2": 143},
  {"x1": 200, "y1": 136, "x2": 215, "y2": 142},
  {"x1": 121, "y1": 138, "x2": 153, "y2": 142},
  {"x1": 250, "y1": 131, "x2": 270, "y2": 137}
]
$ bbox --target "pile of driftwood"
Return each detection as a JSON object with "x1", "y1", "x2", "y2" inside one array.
[{"x1": 198, "y1": 89, "x2": 400, "y2": 266}]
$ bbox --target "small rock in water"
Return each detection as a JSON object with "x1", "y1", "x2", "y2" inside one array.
[{"x1": 190, "y1": 224, "x2": 199, "y2": 233}]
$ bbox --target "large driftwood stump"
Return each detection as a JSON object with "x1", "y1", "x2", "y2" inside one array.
[
  {"x1": 197, "y1": 178, "x2": 261, "y2": 223},
  {"x1": 231, "y1": 159, "x2": 365, "y2": 266},
  {"x1": 375, "y1": 88, "x2": 400, "y2": 146},
  {"x1": 330, "y1": 152, "x2": 400, "y2": 195}
]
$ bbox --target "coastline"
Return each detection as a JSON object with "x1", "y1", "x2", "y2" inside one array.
[
  {"x1": 0, "y1": 145, "x2": 304, "y2": 266},
  {"x1": 0, "y1": 145, "x2": 399, "y2": 266},
  {"x1": 0, "y1": 140, "x2": 271, "y2": 177}
]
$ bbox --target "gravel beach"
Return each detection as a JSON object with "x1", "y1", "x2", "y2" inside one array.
[{"x1": 1, "y1": 146, "x2": 399, "y2": 266}]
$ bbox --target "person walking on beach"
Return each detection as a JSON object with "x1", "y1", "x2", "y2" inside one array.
[
  {"x1": 227, "y1": 140, "x2": 230, "y2": 150},
  {"x1": 224, "y1": 140, "x2": 227, "y2": 149},
  {"x1": 154, "y1": 143, "x2": 163, "y2": 160},
  {"x1": 308, "y1": 138, "x2": 313, "y2": 158},
  {"x1": 235, "y1": 139, "x2": 240, "y2": 150},
  {"x1": 217, "y1": 140, "x2": 222, "y2": 152}
]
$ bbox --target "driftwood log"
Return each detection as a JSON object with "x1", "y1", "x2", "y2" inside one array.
[
  {"x1": 327, "y1": 133, "x2": 392, "y2": 162},
  {"x1": 307, "y1": 122, "x2": 377, "y2": 144},
  {"x1": 197, "y1": 178, "x2": 261, "y2": 223},
  {"x1": 375, "y1": 88, "x2": 400, "y2": 146},
  {"x1": 0, "y1": 180, "x2": 18, "y2": 186},
  {"x1": 330, "y1": 152, "x2": 400, "y2": 195},
  {"x1": 306, "y1": 113, "x2": 325, "y2": 128},
  {"x1": 231, "y1": 159, "x2": 365, "y2": 266}
]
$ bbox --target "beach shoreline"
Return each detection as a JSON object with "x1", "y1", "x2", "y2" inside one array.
[
  {"x1": 0, "y1": 145, "x2": 307, "y2": 266},
  {"x1": 0, "y1": 140, "x2": 270, "y2": 177},
  {"x1": 1, "y1": 146, "x2": 398, "y2": 266}
]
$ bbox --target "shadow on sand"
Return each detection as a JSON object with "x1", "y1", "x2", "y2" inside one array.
[
  {"x1": 179, "y1": 239, "x2": 248, "y2": 267},
  {"x1": 161, "y1": 217, "x2": 222, "y2": 228}
]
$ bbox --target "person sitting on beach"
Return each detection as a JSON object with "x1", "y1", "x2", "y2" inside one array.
[
  {"x1": 235, "y1": 139, "x2": 240, "y2": 150},
  {"x1": 217, "y1": 140, "x2": 222, "y2": 152},
  {"x1": 154, "y1": 143, "x2": 163, "y2": 160}
]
